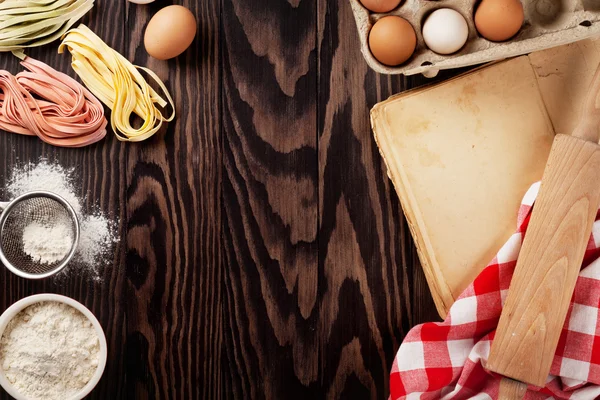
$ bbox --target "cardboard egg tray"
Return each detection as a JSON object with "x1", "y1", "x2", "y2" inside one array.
[{"x1": 350, "y1": 0, "x2": 600, "y2": 76}]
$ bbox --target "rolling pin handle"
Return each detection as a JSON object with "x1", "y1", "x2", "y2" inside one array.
[{"x1": 498, "y1": 377, "x2": 527, "y2": 400}]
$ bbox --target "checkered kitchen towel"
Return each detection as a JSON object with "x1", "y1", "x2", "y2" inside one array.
[{"x1": 390, "y1": 182, "x2": 600, "y2": 400}]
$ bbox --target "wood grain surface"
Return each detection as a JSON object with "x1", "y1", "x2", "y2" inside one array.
[{"x1": 0, "y1": 0, "x2": 456, "y2": 398}]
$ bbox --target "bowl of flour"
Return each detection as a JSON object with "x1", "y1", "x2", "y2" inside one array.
[{"x1": 0, "y1": 294, "x2": 107, "y2": 400}]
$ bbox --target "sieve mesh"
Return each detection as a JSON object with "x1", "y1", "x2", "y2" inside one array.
[{"x1": 0, "y1": 196, "x2": 78, "y2": 276}]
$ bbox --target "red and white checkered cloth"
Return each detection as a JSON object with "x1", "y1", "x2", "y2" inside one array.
[{"x1": 390, "y1": 182, "x2": 600, "y2": 400}]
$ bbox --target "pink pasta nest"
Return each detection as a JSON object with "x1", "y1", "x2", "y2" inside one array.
[{"x1": 0, "y1": 57, "x2": 107, "y2": 148}]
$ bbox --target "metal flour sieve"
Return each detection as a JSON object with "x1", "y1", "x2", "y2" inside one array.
[{"x1": 0, "y1": 191, "x2": 80, "y2": 279}]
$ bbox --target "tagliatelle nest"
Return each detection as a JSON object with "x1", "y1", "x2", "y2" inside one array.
[
  {"x1": 0, "y1": 0, "x2": 94, "y2": 52},
  {"x1": 0, "y1": 56, "x2": 107, "y2": 147},
  {"x1": 59, "y1": 24, "x2": 175, "y2": 142}
]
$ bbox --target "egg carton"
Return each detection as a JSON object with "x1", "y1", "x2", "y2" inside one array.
[{"x1": 351, "y1": 0, "x2": 600, "y2": 77}]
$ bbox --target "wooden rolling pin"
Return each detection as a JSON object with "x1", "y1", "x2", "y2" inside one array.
[{"x1": 487, "y1": 64, "x2": 600, "y2": 399}]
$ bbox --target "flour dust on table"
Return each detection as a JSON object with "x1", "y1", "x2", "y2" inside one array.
[{"x1": 5, "y1": 159, "x2": 119, "y2": 281}]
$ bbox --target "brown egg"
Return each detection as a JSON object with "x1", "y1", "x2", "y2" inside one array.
[
  {"x1": 369, "y1": 16, "x2": 416, "y2": 66},
  {"x1": 359, "y1": 0, "x2": 402, "y2": 13},
  {"x1": 144, "y1": 5, "x2": 197, "y2": 60},
  {"x1": 475, "y1": 0, "x2": 524, "y2": 42}
]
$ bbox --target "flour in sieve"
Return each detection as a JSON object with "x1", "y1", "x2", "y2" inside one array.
[
  {"x1": 22, "y1": 221, "x2": 73, "y2": 264},
  {"x1": 6, "y1": 159, "x2": 119, "y2": 280},
  {"x1": 0, "y1": 301, "x2": 100, "y2": 400}
]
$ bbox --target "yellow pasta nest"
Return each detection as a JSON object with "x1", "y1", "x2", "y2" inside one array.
[{"x1": 59, "y1": 24, "x2": 175, "y2": 142}]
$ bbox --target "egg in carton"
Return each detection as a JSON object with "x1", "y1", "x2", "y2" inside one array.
[{"x1": 351, "y1": 0, "x2": 600, "y2": 77}]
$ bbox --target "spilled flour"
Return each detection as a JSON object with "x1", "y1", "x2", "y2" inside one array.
[{"x1": 6, "y1": 160, "x2": 119, "y2": 280}]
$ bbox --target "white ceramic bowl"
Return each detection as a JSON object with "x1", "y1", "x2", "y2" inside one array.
[{"x1": 0, "y1": 294, "x2": 108, "y2": 400}]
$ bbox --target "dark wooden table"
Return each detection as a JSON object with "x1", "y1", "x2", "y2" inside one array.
[{"x1": 0, "y1": 0, "x2": 461, "y2": 398}]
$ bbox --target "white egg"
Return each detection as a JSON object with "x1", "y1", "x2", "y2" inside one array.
[{"x1": 422, "y1": 9, "x2": 469, "y2": 55}]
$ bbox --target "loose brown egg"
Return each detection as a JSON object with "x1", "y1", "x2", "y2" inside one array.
[
  {"x1": 144, "y1": 5, "x2": 197, "y2": 60},
  {"x1": 475, "y1": 0, "x2": 524, "y2": 42},
  {"x1": 359, "y1": 0, "x2": 402, "y2": 13},
  {"x1": 369, "y1": 16, "x2": 416, "y2": 66}
]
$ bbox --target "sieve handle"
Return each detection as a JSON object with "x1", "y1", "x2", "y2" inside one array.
[{"x1": 0, "y1": 201, "x2": 8, "y2": 212}]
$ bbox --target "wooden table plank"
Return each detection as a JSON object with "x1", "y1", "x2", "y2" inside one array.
[
  {"x1": 316, "y1": 0, "x2": 440, "y2": 398},
  {"x1": 122, "y1": 1, "x2": 222, "y2": 399},
  {"x1": 0, "y1": 0, "x2": 222, "y2": 399},
  {"x1": 0, "y1": 1, "x2": 130, "y2": 399},
  {"x1": 221, "y1": 0, "x2": 320, "y2": 398},
  {"x1": 220, "y1": 0, "x2": 450, "y2": 398}
]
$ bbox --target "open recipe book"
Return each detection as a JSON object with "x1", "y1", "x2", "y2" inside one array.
[{"x1": 371, "y1": 39, "x2": 600, "y2": 318}]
